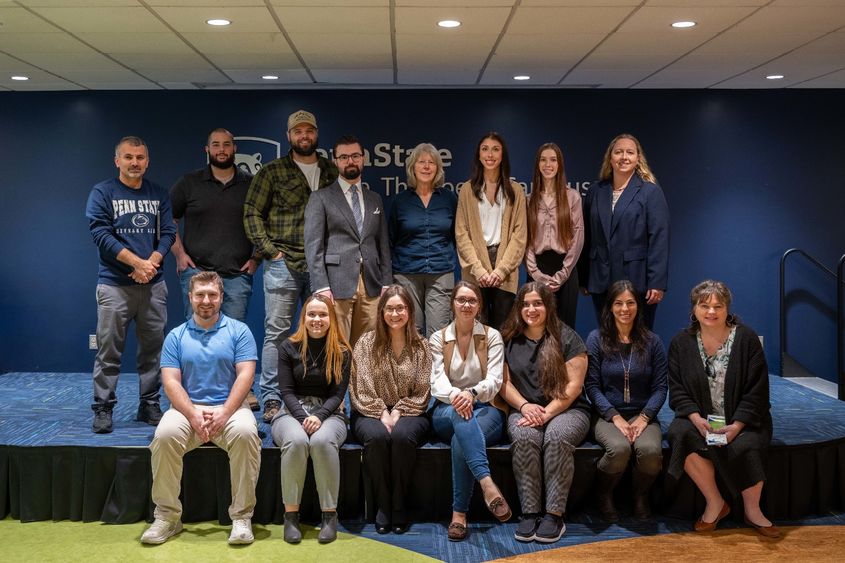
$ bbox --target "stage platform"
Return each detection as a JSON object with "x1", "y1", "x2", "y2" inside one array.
[{"x1": 1, "y1": 372, "x2": 844, "y2": 525}]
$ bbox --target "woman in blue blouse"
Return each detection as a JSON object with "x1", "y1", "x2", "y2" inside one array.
[
  {"x1": 585, "y1": 280, "x2": 667, "y2": 521},
  {"x1": 388, "y1": 143, "x2": 458, "y2": 337}
]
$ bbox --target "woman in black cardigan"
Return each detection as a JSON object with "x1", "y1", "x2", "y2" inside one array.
[{"x1": 667, "y1": 280, "x2": 779, "y2": 538}]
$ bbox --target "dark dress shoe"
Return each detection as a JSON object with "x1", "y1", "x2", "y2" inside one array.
[
  {"x1": 694, "y1": 502, "x2": 730, "y2": 532},
  {"x1": 744, "y1": 517, "x2": 782, "y2": 539},
  {"x1": 392, "y1": 523, "x2": 409, "y2": 534},
  {"x1": 375, "y1": 523, "x2": 390, "y2": 534}
]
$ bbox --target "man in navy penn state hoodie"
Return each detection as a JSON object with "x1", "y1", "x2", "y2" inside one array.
[{"x1": 85, "y1": 136, "x2": 176, "y2": 433}]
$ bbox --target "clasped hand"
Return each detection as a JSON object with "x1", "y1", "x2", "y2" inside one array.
[{"x1": 517, "y1": 403, "x2": 546, "y2": 427}]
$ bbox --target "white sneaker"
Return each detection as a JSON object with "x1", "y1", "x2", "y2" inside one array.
[
  {"x1": 140, "y1": 519, "x2": 182, "y2": 544},
  {"x1": 228, "y1": 518, "x2": 254, "y2": 545}
]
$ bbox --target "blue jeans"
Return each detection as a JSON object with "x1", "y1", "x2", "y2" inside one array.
[
  {"x1": 261, "y1": 257, "x2": 310, "y2": 404},
  {"x1": 178, "y1": 266, "x2": 253, "y2": 322},
  {"x1": 431, "y1": 401, "x2": 504, "y2": 513}
]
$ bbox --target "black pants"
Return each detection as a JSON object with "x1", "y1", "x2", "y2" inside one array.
[
  {"x1": 352, "y1": 412, "x2": 430, "y2": 524},
  {"x1": 535, "y1": 250, "x2": 579, "y2": 328},
  {"x1": 479, "y1": 287, "x2": 515, "y2": 330}
]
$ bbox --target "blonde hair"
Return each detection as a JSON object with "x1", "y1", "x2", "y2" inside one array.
[
  {"x1": 405, "y1": 143, "x2": 445, "y2": 188},
  {"x1": 289, "y1": 294, "x2": 351, "y2": 384},
  {"x1": 598, "y1": 133, "x2": 657, "y2": 184}
]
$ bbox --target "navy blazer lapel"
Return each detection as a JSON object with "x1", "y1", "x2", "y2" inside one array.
[
  {"x1": 597, "y1": 184, "x2": 612, "y2": 243},
  {"x1": 610, "y1": 175, "x2": 642, "y2": 236},
  {"x1": 330, "y1": 182, "x2": 361, "y2": 239}
]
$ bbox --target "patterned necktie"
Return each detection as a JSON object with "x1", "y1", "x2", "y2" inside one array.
[{"x1": 350, "y1": 183, "x2": 363, "y2": 235}]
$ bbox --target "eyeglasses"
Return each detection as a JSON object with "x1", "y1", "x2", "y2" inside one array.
[
  {"x1": 385, "y1": 305, "x2": 407, "y2": 314},
  {"x1": 454, "y1": 297, "x2": 479, "y2": 306},
  {"x1": 336, "y1": 153, "x2": 364, "y2": 163}
]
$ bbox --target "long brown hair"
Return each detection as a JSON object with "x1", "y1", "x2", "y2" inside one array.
[
  {"x1": 501, "y1": 282, "x2": 569, "y2": 400},
  {"x1": 599, "y1": 280, "x2": 650, "y2": 359},
  {"x1": 598, "y1": 133, "x2": 657, "y2": 184},
  {"x1": 373, "y1": 285, "x2": 428, "y2": 364},
  {"x1": 468, "y1": 131, "x2": 515, "y2": 205},
  {"x1": 528, "y1": 142, "x2": 574, "y2": 250},
  {"x1": 289, "y1": 293, "x2": 351, "y2": 385}
]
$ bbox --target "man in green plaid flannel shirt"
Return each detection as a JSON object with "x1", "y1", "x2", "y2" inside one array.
[{"x1": 243, "y1": 109, "x2": 338, "y2": 421}]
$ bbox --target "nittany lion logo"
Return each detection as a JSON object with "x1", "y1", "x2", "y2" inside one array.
[
  {"x1": 236, "y1": 152, "x2": 263, "y2": 175},
  {"x1": 233, "y1": 136, "x2": 281, "y2": 176},
  {"x1": 131, "y1": 214, "x2": 150, "y2": 228}
]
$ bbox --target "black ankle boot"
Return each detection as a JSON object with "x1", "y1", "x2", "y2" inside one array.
[
  {"x1": 595, "y1": 470, "x2": 623, "y2": 523},
  {"x1": 632, "y1": 469, "x2": 657, "y2": 520}
]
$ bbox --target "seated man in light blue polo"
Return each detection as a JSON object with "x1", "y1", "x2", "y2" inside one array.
[{"x1": 142, "y1": 271, "x2": 261, "y2": 545}]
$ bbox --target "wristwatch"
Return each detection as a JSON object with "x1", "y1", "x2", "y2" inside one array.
[{"x1": 464, "y1": 387, "x2": 478, "y2": 397}]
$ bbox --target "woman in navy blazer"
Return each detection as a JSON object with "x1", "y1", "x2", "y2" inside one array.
[{"x1": 579, "y1": 134, "x2": 669, "y2": 328}]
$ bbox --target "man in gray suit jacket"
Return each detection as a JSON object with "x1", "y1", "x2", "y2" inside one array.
[{"x1": 304, "y1": 135, "x2": 391, "y2": 346}]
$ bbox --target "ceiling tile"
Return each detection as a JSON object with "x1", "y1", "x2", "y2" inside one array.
[
  {"x1": 28, "y1": 6, "x2": 169, "y2": 33},
  {"x1": 0, "y1": 6, "x2": 63, "y2": 32},
  {"x1": 395, "y1": 6, "x2": 510, "y2": 34},
  {"x1": 290, "y1": 33, "x2": 392, "y2": 67},
  {"x1": 181, "y1": 32, "x2": 295, "y2": 56},
  {"x1": 151, "y1": 6, "x2": 279, "y2": 33},
  {"x1": 273, "y1": 6, "x2": 388, "y2": 35},
  {"x1": 76, "y1": 32, "x2": 192, "y2": 55},
  {"x1": 311, "y1": 68, "x2": 393, "y2": 83}
]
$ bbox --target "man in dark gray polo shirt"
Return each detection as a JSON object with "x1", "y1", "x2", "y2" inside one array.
[{"x1": 170, "y1": 128, "x2": 260, "y2": 409}]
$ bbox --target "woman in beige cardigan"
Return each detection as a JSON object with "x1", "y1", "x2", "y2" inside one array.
[{"x1": 455, "y1": 132, "x2": 527, "y2": 329}]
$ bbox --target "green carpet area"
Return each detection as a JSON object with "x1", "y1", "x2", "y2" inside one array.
[{"x1": 0, "y1": 518, "x2": 439, "y2": 563}]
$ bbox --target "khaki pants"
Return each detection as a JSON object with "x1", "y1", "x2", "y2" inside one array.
[
  {"x1": 334, "y1": 273, "x2": 379, "y2": 347},
  {"x1": 150, "y1": 405, "x2": 261, "y2": 522}
]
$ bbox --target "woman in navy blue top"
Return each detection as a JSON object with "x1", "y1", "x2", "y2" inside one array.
[
  {"x1": 585, "y1": 279, "x2": 667, "y2": 522},
  {"x1": 388, "y1": 142, "x2": 458, "y2": 337}
]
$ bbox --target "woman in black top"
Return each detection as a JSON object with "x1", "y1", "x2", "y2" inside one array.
[
  {"x1": 498, "y1": 282, "x2": 590, "y2": 543},
  {"x1": 271, "y1": 294, "x2": 352, "y2": 544}
]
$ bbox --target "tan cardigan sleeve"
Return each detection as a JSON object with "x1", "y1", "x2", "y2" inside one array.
[
  {"x1": 455, "y1": 181, "x2": 490, "y2": 282},
  {"x1": 492, "y1": 182, "x2": 528, "y2": 283}
]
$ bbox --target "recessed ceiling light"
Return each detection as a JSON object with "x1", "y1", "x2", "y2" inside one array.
[
  {"x1": 671, "y1": 21, "x2": 696, "y2": 28},
  {"x1": 513, "y1": 75, "x2": 531, "y2": 81},
  {"x1": 10, "y1": 75, "x2": 29, "y2": 81},
  {"x1": 206, "y1": 18, "x2": 231, "y2": 26},
  {"x1": 437, "y1": 20, "x2": 461, "y2": 28},
  {"x1": 261, "y1": 75, "x2": 279, "y2": 80},
  {"x1": 766, "y1": 74, "x2": 784, "y2": 80}
]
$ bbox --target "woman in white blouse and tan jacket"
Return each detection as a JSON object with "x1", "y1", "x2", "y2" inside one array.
[
  {"x1": 429, "y1": 280, "x2": 511, "y2": 541},
  {"x1": 455, "y1": 131, "x2": 527, "y2": 330}
]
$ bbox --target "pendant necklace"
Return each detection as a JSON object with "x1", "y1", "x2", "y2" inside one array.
[{"x1": 619, "y1": 345, "x2": 634, "y2": 404}]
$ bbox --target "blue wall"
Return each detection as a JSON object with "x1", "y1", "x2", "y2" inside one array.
[{"x1": 1, "y1": 89, "x2": 842, "y2": 379}]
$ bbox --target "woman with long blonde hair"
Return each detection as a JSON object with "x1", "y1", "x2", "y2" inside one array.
[{"x1": 271, "y1": 293, "x2": 352, "y2": 545}]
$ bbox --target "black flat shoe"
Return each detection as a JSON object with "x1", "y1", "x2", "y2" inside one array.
[
  {"x1": 375, "y1": 523, "x2": 390, "y2": 534},
  {"x1": 392, "y1": 523, "x2": 409, "y2": 534}
]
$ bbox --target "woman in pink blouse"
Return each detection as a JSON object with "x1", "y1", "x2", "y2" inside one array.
[
  {"x1": 350, "y1": 285, "x2": 432, "y2": 534},
  {"x1": 525, "y1": 143, "x2": 584, "y2": 328}
]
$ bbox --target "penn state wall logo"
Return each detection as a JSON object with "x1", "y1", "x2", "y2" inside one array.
[
  {"x1": 233, "y1": 136, "x2": 281, "y2": 175},
  {"x1": 131, "y1": 214, "x2": 150, "y2": 228}
]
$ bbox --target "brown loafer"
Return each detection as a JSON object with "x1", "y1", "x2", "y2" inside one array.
[
  {"x1": 744, "y1": 517, "x2": 782, "y2": 539},
  {"x1": 694, "y1": 502, "x2": 730, "y2": 532},
  {"x1": 487, "y1": 496, "x2": 512, "y2": 522},
  {"x1": 447, "y1": 522, "x2": 467, "y2": 541}
]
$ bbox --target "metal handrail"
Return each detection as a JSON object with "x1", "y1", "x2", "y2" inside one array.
[
  {"x1": 779, "y1": 248, "x2": 845, "y2": 400},
  {"x1": 838, "y1": 255, "x2": 845, "y2": 400}
]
